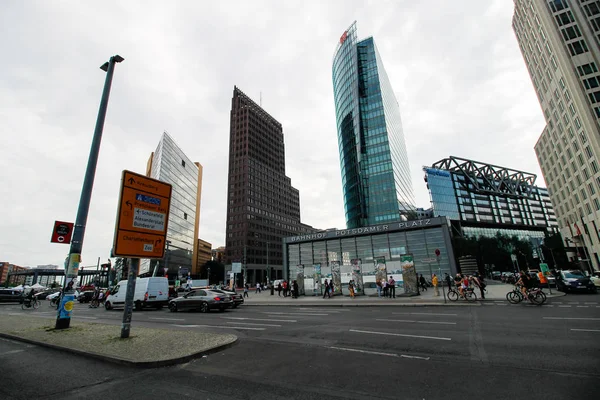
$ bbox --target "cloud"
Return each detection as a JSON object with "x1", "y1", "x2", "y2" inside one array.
[{"x1": 0, "y1": 0, "x2": 545, "y2": 267}]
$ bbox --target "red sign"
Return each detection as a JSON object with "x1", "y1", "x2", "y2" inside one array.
[
  {"x1": 435, "y1": 249, "x2": 441, "y2": 257},
  {"x1": 340, "y1": 31, "x2": 348, "y2": 44},
  {"x1": 51, "y1": 221, "x2": 74, "y2": 244}
]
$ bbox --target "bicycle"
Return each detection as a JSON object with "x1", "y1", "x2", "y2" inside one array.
[
  {"x1": 21, "y1": 297, "x2": 40, "y2": 310},
  {"x1": 448, "y1": 287, "x2": 477, "y2": 302},
  {"x1": 506, "y1": 285, "x2": 546, "y2": 306}
]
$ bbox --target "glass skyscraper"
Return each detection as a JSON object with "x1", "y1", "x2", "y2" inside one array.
[
  {"x1": 332, "y1": 22, "x2": 415, "y2": 229},
  {"x1": 142, "y1": 132, "x2": 203, "y2": 278}
]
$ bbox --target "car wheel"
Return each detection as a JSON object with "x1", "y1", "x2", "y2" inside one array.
[
  {"x1": 169, "y1": 303, "x2": 177, "y2": 313},
  {"x1": 104, "y1": 301, "x2": 112, "y2": 310},
  {"x1": 200, "y1": 302, "x2": 209, "y2": 313},
  {"x1": 135, "y1": 301, "x2": 142, "y2": 311}
]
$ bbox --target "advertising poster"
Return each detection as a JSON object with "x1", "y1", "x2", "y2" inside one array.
[
  {"x1": 58, "y1": 293, "x2": 75, "y2": 319},
  {"x1": 296, "y1": 264, "x2": 305, "y2": 296},
  {"x1": 330, "y1": 261, "x2": 342, "y2": 295},
  {"x1": 313, "y1": 263, "x2": 322, "y2": 296},
  {"x1": 351, "y1": 258, "x2": 364, "y2": 295},
  {"x1": 375, "y1": 257, "x2": 387, "y2": 289},
  {"x1": 401, "y1": 254, "x2": 418, "y2": 295}
]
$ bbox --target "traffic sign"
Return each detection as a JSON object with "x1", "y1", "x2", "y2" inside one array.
[
  {"x1": 540, "y1": 263, "x2": 550, "y2": 275},
  {"x1": 112, "y1": 170, "x2": 172, "y2": 258},
  {"x1": 435, "y1": 249, "x2": 440, "y2": 257},
  {"x1": 51, "y1": 221, "x2": 74, "y2": 244}
]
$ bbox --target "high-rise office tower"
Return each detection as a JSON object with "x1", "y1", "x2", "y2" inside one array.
[
  {"x1": 143, "y1": 132, "x2": 204, "y2": 278},
  {"x1": 225, "y1": 86, "x2": 316, "y2": 285},
  {"x1": 332, "y1": 22, "x2": 415, "y2": 229},
  {"x1": 513, "y1": 1, "x2": 600, "y2": 272}
]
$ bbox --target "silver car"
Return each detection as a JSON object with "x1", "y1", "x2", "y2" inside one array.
[{"x1": 168, "y1": 289, "x2": 232, "y2": 313}]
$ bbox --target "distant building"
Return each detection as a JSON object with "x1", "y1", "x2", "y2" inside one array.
[
  {"x1": 196, "y1": 239, "x2": 212, "y2": 275},
  {"x1": 332, "y1": 22, "x2": 415, "y2": 228},
  {"x1": 212, "y1": 246, "x2": 225, "y2": 264},
  {"x1": 513, "y1": 1, "x2": 600, "y2": 270},
  {"x1": 416, "y1": 208, "x2": 433, "y2": 219},
  {"x1": 424, "y1": 156, "x2": 559, "y2": 241},
  {"x1": 225, "y1": 87, "x2": 317, "y2": 285},
  {"x1": 0, "y1": 262, "x2": 26, "y2": 285},
  {"x1": 143, "y1": 132, "x2": 204, "y2": 278}
]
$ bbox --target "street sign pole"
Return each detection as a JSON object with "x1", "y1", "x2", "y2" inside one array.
[
  {"x1": 435, "y1": 249, "x2": 446, "y2": 304},
  {"x1": 55, "y1": 55, "x2": 124, "y2": 330},
  {"x1": 121, "y1": 258, "x2": 139, "y2": 338}
]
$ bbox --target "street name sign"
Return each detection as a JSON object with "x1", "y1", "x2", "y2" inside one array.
[{"x1": 112, "y1": 170, "x2": 172, "y2": 258}]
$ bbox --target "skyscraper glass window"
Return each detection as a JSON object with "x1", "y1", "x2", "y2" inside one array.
[{"x1": 332, "y1": 22, "x2": 415, "y2": 229}]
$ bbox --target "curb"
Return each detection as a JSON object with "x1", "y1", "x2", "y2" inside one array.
[{"x1": 0, "y1": 331, "x2": 238, "y2": 368}]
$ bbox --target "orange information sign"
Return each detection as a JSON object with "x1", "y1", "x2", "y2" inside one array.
[{"x1": 112, "y1": 170, "x2": 172, "y2": 258}]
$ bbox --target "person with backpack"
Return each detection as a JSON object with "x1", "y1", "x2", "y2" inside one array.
[
  {"x1": 323, "y1": 279, "x2": 331, "y2": 298},
  {"x1": 388, "y1": 276, "x2": 396, "y2": 298}
]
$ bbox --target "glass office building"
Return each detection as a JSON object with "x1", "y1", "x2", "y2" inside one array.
[
  {"x1": 142, "y1": 132, "x2": 203, "y2": 279},
  {"x1": 332, "y1": 22, "x2": 415, "y2": 229},
  {"x1": 424, "y1": 156, "x2": 559, "y2": 241},
  {"x1": 283, "y1": 217, "x2": 457, "y2": 296}
]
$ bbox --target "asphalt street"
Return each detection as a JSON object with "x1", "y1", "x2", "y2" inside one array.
[{"x1": 0, "y1": 292, "x2": 599, "y2": 400}]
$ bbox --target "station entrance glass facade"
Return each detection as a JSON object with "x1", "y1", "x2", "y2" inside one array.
[{"x1": 283, "y1": 217, "x2": 457, "y2": 296}]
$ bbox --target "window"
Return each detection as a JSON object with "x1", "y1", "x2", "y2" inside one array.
[
  {"x1": 568, "y1": 40, "x2": 589, "y2": 56},
  {"x1": 181, "y1": 160, "x2": 186, "y2": 167},
  {"x1": 586, "y1": 146, "x2": 594, "y2": 158},
  {"x1": 577, "y1": 62, "x2": 598, "y2": 76},
  {"x1": 584, "y1": 76, "x2": 600, "y2": 89},
  {"x1": 555, "y1": 11, "x2": 574, "y2": 26},
  {"x1": 562, "y1": 25, "x2": 582, "y2": 41},
  {"x1": 549, "y1": 0, "x2": 567, "y2": 13},
  {"x1": 184, "y1": 212, "x2": 188, "y2": 220}
]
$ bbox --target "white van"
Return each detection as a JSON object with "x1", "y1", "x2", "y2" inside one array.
[{"x1": 104, "y1": 277, "x2": 169, "y2": 310}]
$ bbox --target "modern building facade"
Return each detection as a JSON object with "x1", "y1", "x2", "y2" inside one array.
[
  {"x1": 513, "y1": 0, "x2": 600, "y2": 271},
  {"x1": 0, "y1": 262, "x2": 26, "y2": 285},
  {"x1": 424, "y1": 156, "x2": 559, "y2": 241},
  {"x1": 283, "y1": 217, "x2": 457, "y2": 296},
  {"x1": 142, "y1": 132, "x2": 203, "y2": 278},
  {"x1": 225, "y1": 87, "x2": 317, "y2": 286},
  {"x1": 332, "y1": 22, "x2": 415, "y2": 229}
]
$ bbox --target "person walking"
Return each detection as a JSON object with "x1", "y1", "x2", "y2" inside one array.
[
  {"x1": 243, "y1": 283, "x2": 249, "y2": 298},
  {"x1": 382, "y1": 279, "x2": 389, "y2": 298},
  {"x1": 255, "y1": 282, "x2": 261, "y2": 294},
  {"x1": 329, "y1": 280, "x2": 335, "y2": 296},
  {"x1": 314, "y1": 280, "x2": 320, "y2": 297},
  {"x1": 419, "y1": 274, "x2": 428, "y2": 291},
  {"x1": 432, "y1": 273, "x2": 439, "y2": 296},
  {"x1": 348, "y1": 280, "x2": 355, "y2": 298},
  {"x1": 444, "y1": 273, "x2": 452, "y2": 292},
  {"x1": 472, "y1": 273, "x2": 486, "y2": 299},
  {"x1": 388, "y1": 276, "x2": 396, "y2": 298},
  {"x1": 376, "y1": 280, "x2": 382, "y2": 297},
  {"x1": 323, "y1": 279, "x2": 331, "y2": 298},
  {"x1": 277, "y1": 281, "x2": 282, "y2": 297},
  {"x1": 282, "y1": 280, "x2": 288, "y2": 297},
  {"x1": 292, "y1": 280, "x2": 299, "y2": 299}
]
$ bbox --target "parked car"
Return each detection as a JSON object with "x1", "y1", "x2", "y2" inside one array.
[
  {"x1": 168, "y1": 289, "x2": 232, "y2": 313},
  {"x1": 210, "y1": 289, "x2": 244, "y2": 308},
  {"x1": 590, "y1": 271, "x2": 600, "y2": 288},
  {"x1": 35, "y1": 289, "x2": 60, "y2": 300},
  {"x1": 491, "y1": 271, "x2": 502, "y2": 280},
  {"x1": 105, "y1": 277, "x2": 169, "y2": 310},
  {"x1": 556, "y1": 270, "x2": 597, "y2": 293},
  {"x1": 77, "y1": 291, "x2": 95, "y2": 303},
  {"x1": 0, "y1": 288, "x2": 23, "y2": 303}
]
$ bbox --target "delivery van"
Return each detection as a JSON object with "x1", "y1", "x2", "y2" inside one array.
[{"x1": 104, "y1": 277, "x2": 169, "y2": 310}]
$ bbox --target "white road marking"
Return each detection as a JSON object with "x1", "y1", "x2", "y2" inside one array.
[
  {"x1": 328, "y1": 346, "x2": 430, "y2": 360},
  {"x1": 543, "y1": 317, "x2": 600, "y2": 321},
  {"x1": 558, "y1": 305, "x2": 572, "y2": 308},
  {"x1": 296, "y1": 308, "x2": 350, "y2": 312},
  {"x1": 149, "y1": 317, "x2": 185, "y2": 321},
  {"x1": 571, "y1": 329, "x2": 600, "y2": 333},
  {"x1": 75, "y1": 316, "x2": 97, "y2": 319},
  {"x1": 173, "y1": 324, "x2": 265, "y2": 331},
  {"x1": 264, "y1": 312, "x2": 328, "y2": 316},
  {"x1": 225, "y1": 322, "x2": 281, "y2": 327},
  {"x1": 553, "y1": 302, "x2": 563, "y2": 304},
  {"x1": 577, "y1": 306, "x2": 589, "y2": 308},
  {"x1": 568, "y1": 302, "x2": 579, "y2": 305},
  {"x1": 495, "y1": 304, "x2": 507, "y2": 306},
  {"x1": 221, "y1": 317, "x2": 297, "y2": 323},
  {"x1": 392, "y1": 312, "x2": 457, "y2": 317},
  {"x1": 0, "y1": 349, "x2": 24, "y2": 356},
  {"x1": 376, "y1": 319, "x2": 456, "y2": 325},
  {"x1": 349, "y1": 329, "x2": 451, "y2": 341},
  {"x1": 584, "y1": 302, "x2": 598, "y2": 305}
]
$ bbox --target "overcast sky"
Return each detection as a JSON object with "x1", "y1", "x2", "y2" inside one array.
[{"x1": 0, "y1": 0, "x2": 546, "y2": 268}]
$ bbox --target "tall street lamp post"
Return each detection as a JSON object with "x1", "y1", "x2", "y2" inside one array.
[{"x1": 55, "y1": 55, "x2": 124, "y2": 330}]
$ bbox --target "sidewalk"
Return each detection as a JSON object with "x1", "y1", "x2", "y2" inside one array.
[
  {"x1": 0, "y1": 314, "x2": 237, "y2": 368},
  {"x1": 239, "y1": 283, "x2": 565, "y2": 306}
]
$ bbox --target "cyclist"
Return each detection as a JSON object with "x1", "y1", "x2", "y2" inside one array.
[
  {"x1": 460, "y1": 275, "x2": 470, "y2": 297},
  {"x1": 516, "y1": 271, "x2": 532, "y2": 298}
]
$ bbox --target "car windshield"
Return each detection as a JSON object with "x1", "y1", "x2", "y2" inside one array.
[{"x1": 564, "y1": 271, "x2": 585, "y2": 279}]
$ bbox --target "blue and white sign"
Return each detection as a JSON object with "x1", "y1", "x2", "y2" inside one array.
[{"x1": 136, "y1": 193, "x2": 161, "y2": 205}]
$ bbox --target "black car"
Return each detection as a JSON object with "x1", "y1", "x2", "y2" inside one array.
[
  {"x1": 168, "y1": 289, "x2": 232, "y2": 313},
  {"x1": 0, "y1": 288, "x2": 23, "y2": 303},
  {"x1": 77, "y1": 291, "x2": 95, "y2": 303},
  {"x1": 210, "y1": 289, "x2": 244, "y2": 308},
  {"x1": 556, "y1": 270, "x2": 597, "y2": 294}
]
